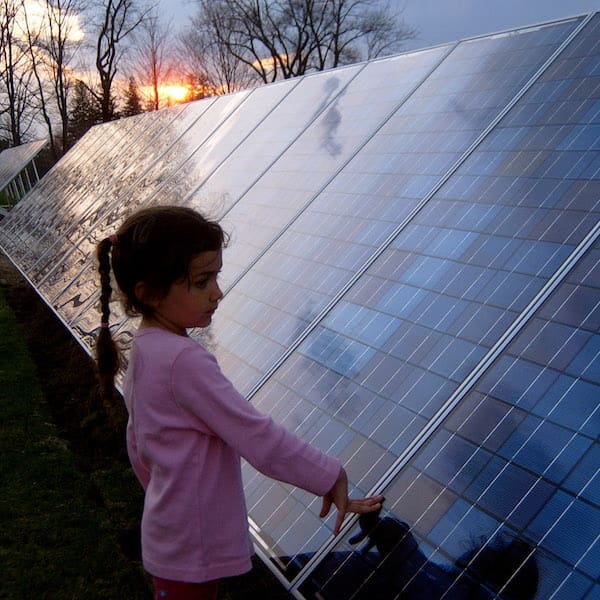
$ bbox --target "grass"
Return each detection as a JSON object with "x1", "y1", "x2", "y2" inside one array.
[{"x1": 0, "y1": 286, "x2": 152, "y2": 599}]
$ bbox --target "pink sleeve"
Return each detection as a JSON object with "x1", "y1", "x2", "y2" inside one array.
[{"x1": 171, "y1": 345, "x2": 341, "y2": 496}]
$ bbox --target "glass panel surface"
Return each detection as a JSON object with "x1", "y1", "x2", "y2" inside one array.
[
  {"x1": 240, "y1": 16, "x2": 598, "y2": 582},
  {"x1": 29, "y1": 101, "x2": 208, "y2": 287},
  {"x1": 207, "y1": 18, "x2": 579, "y2": 398},
  {"x1": 4, "y1": 105, "x2": 190, "y2": 275},
  {"x1": 0, "y1": 139, "x2": 46, "y2": 189},
  {"x1": 43, "y1": 91, "x2": 253, "y2": 326},
  {"x1": 0, "y1": 124, "x2": 118, "y2": 258},
  {"x1": 300, "y1": 236, "x2": 600, "y2": 599},
  {"x1": 184, "y1": 65, "x2": 362, "y2": 220}
]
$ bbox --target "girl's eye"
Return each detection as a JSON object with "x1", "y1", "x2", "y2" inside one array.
[{"x1": 195, "y1": 279, "x2": 209, "y2": 288}]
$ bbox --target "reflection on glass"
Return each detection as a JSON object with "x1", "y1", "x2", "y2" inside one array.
[
  {"x1": 242, "y1": 15, "x2": 597, "y2": 584},
  {"x1": 210, "y1": 19, "x2": 580, "y2": 399},
  {"x1": 299, "y1": 507, "x2": 539, "y2": 599},
  {"x1": 31, "y1": 102, "x2": 200, "y2": 288},
  {"x1": 299, "y1": 233, "x2": 599, "y2": 598}
]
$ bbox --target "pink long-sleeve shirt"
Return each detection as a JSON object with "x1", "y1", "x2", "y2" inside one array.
[{"x1": 122, "y1": 327, "x2": 341, "y2": 583}]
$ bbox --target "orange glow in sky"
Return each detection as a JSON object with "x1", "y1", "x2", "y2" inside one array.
[
  {"x1": 160, "y1": 85, "x2": 189, "y2": 102},
  {"x1": 139, "y1": 84, "x2": 190, "y2": 106}
]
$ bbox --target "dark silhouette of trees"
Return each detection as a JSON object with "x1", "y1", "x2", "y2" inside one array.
[
  {"x1": 184, "y1": 0, "x2": 417, "y2": 86},
  {"x1": 67, "y1": 79, "x2": 101, "y2": 147},
  {"x1": 1, "y1": 0, "x2": 84, "y2": 158},
  {"x1": 122, "y1": 76, "x2": 143, "y2": 116},
  {"x1": 179, "y1": 6, "x2": 257, "y2": 95},
  {"x1": 94, "y1": 0, "x2": 145, "y2": 122},
  {"x1": 0, "y1": 0, "x2": 37, "y2": 146}
]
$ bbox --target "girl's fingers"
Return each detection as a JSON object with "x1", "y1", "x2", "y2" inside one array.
[
  {"x1": 333, "y1": 509, "x2": 346, "y2": 536},
  {"x1": 320, "y1": 494, "x2": 333, "y2": 518},
  {"x1": 332, "y1": 496, "x2": 384, "y2": 535},
  {"x1": 347, "y1": 495, "x2": 384, "y2": 514}
]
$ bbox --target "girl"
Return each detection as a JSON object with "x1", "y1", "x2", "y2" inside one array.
[{"x1": 95, "y1": 205, "x2": 383, "y2": 600}]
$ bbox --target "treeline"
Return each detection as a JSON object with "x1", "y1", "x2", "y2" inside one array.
[{"x1": 1, "y1": 0, "x2": 417, "y2": 163}]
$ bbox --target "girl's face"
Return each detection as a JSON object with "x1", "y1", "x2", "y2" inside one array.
[{"x1": 145, "y1": 249, "x2": 223, "y2": 336}]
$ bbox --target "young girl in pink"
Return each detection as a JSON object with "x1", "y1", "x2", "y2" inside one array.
[{"x1": 95, "y1": 205, "x2": 382, "y2": 600}]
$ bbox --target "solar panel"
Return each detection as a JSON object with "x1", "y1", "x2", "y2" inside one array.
[
  {"x1": 0, "y1": 10, "x2": 598, "y2": 600},
  {"x1": 0, "y1": 139, "x2": 46, "y2": 190},
  {"x1": 298, "y1": 232, "x2": 600, "y2": 599},
  {"x1": 0, "y1": 139, "x2": 47, "y2": 210},
  {"x1": 1, "y1": 106, "x2": 189, "y2": 272},
  {"x1": 236, "y1": 12, "x2": 600, "y2": 588}
]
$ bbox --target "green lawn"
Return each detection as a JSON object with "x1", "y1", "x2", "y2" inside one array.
[{"x1": 0, "y1": 286, "x2": 152, "y2": 599}]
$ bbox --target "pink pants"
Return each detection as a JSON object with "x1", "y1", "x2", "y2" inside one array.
[{"x1": 152, "y1": 576, "x2": 219, "y2": 600}]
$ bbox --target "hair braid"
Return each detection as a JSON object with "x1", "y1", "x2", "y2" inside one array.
[{"x1": 95, "y1": 237, "x2": 121, "y2": 408}]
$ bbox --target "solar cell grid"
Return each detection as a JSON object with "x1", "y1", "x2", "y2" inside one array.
[
  {"x1": 300, "y1": 230, "x2": 599, "y2": 598},
  {"x1": 239, "y1": 15, "x2": 598, "y2": 584},
  {"x1": 216, "y1": 49, "x2": 451, "y2": 288}
]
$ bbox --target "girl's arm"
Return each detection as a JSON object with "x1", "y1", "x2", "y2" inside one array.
[{"x1": 173, "y1": 344, "x2": 383, "y2": 529}]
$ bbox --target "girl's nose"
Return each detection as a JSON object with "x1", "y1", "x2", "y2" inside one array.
[{"x1": 212, "y1": 282, "x2": 223, "y2": 302}]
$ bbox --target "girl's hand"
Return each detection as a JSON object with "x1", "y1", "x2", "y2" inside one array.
[{"x1": 319, "y1": 468, "x2": 384, "y2": 535}]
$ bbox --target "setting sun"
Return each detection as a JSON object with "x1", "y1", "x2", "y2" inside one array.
[
  {"x1": 138, "y1": 84, "x2": 191, "y2": 107},
  {"x1": 160, "y1": 85, "x2": 189, "y2": 102}
]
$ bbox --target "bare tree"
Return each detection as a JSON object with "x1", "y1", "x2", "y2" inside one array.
[
  {"x1": 179, "y1": 6, "x2": 258, "y2": 95},
  {"x1": 130, "y1": 8, "x2": 172, "y2": 110},
  {"x1": 94, "y1": 0, "x2": 145, "y2": 121},
  {"x1": 187, "y1": 0, "x2": 417, "y2": 85},
  {"x1": 29, "y1": 0, "x2": 85, "y2": 156},
  {"x1": 0, "y1": 0, "x2": 39, "y2": 145}
]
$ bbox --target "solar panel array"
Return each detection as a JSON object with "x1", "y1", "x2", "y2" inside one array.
[
  {"x1": 0, "y1": 139, "x2": 46, "y2": 206},
  {"x1": 0, "y1": 12, "x2": 598, "y2": 599}
]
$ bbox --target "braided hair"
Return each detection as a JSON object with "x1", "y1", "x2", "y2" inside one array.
[{"x1": 95, "y1": 205, "x2": 226, "y2": 406}]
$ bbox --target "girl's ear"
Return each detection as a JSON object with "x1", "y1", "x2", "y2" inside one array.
[{"x1": 134, "y1": 281, "x2": 161, "y2": 307}]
